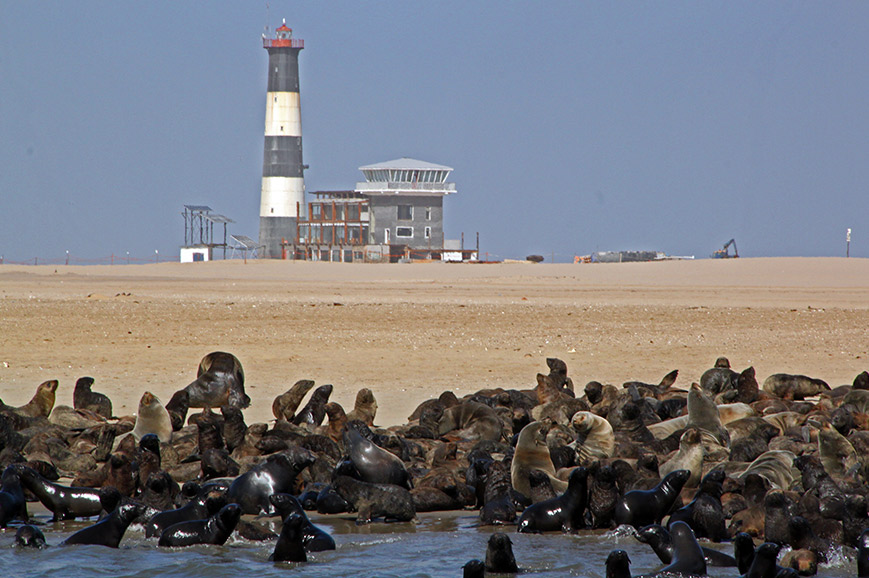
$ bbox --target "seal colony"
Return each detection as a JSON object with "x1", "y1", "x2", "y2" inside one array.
[{"x1": 2, "y1": 352, "x2": 869, "y2": 576}]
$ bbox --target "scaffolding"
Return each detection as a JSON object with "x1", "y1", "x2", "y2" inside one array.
[{"x1": 181, "y1": 205, "x2": 235, "y2": 259}]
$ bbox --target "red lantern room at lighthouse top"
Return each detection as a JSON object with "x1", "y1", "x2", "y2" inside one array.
[{"x1": 263, "y1": 20, "x2": 304, "y2": 49}]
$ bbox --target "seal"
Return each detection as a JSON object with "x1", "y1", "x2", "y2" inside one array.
[
  {"x1": 511, "y1": 421, "x2": 568, "y2": 500},
  {"x1": 62, "y1": 501, "x2": 145, "y2": 548},
  {"x1": 15, "y1": 380, "x2": 58, "y2": 419},
  {"x1": 762, "y1": 373, "x2": 830, "y2": 400},
  {"x1": 272, "y1": 379, "x2": 316, "y2": 422},
  {"x1": 687, "y1": 382, "x2": 729, "y2": 446},
  {"x1": 292, "y1": 384, "x2": 333, "y2": 427},
  {"x1": 346, "y1": 388, "x2": 378, "y2": 426},
  {"x1": 816, "y1": 421, "x2": 858, "y2": 477},
  {"x1": 183, "y1": 351, "x2": 249, "y2": 410},
  {"x1": 269, "y1": 493, "x2": 335, "y2": 551},
  {"x1": 269, "y1": 512, "x2": 307, "y2": 563},
  {"x1": 332, "y1": 474, "x2": 416, "y2": 523},
  {"x1": 517, "y1": 466, "x2": 588, "y2": 533},
  {"x1": 605, "y1": 549, "x2": 631, "y2": 578},
  {"x1": 73, "y1": 376, "x2": 112, "y2": 419},
  {"x1": 656, "y1": 521, "x2": 706, "y2": 576},
  {"x1": 14, "y1": 464, "x2": 103, "y2": 521},
  {"x1": 763, "y1": 490, "x2": 797, "y2": 546},
  {"x1": 0, "y1": 464, "x2": 27, "y2": 527},
  {"x1": 569, "y1": 411, "x2": 614, "y2": 462},
  {"x1": 736, "y1": 450, "x2": 798, "y2": 491},
  {"x1": 132, "y1": 391, "x2": 173, "y2": 444},
  {"x1": 659, "y1": 428, "x2": 704, "y2": 487},
  {"x1": 437, "y1": 401, "x2": 503, "y2": 442},
  {"x1": 226, "y1": 447, "x2": 315, "y2": 515},
  {"x1": 462, "y1": 559, "x2": 485, "y2": 578},
  {"x1": 14, "y1": 524, "x2": 46, "y2": 549},
  {"x1": 588, "y1": 464, "x2": 619, "y2": 529},
  {"x1": 636, "y1": 524, "x2": 736, "y2": 568},
  {"x1": 341, "y1": 426, "x2": 412, "y2": 489},
  {"x1": 164, "y1": 389, "x2": 190, "y2": 432},
  {"x1": 479, "y1": 459, "x2": 525, "y2": 525},
  {"x1": 859, "y1": 528, "x2": 869, "y2": 578},
  {"x1": 614, "y1": 469, "x2": 690, "y2": 528},
  {"x1": 485, "y1": 532, "x2": 518, "y2": 574},
  {"x1": 666, "y1": 469, "x2": 727, "y2": 542},
  {"x1": 143, "y1": 488, "x2": 227, "y2": 538},
  {"x1": 700, "y1": 357, "x2": 739, "y2": 395},
  {"x1": 158, "y1": 503, "x2": 241, "y2": 547}
]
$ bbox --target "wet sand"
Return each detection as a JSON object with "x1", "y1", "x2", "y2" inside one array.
[{"x1": 1, "y1": 257, "x2": 868, "y2": 427}]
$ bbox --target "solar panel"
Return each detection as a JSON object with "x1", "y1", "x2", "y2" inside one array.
[
  {"x1": 184, "y1": 205, "x2": 212, "y2": 212},
  {"x1": 231, "y1": 235, "x2": 261, "y2": 250},
  {"x1": 204, "y1": 214, "x2": 235, "y2": 224}
]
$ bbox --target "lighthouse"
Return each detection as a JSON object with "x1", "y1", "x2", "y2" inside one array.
[{"x1": 258, "y1": 20, "x2": 305, "y2": 258}]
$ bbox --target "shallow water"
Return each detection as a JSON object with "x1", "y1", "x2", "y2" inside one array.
[{"x1": 0, "y1": 511, "x2": 857, "y2": 578}]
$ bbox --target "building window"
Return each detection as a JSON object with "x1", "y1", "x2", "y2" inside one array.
[
  {"x1": 396, "y1": 227, "x2": 413, "y2": 238},
  {"x1": 397, "y1": 205, "x2": 413, "y2": 220},
  {"x1": 425, "y1": 207, "x2": 432, "y2": 221},
  {"x1": 424, "y1": 226, "x2": 431, "y2": 239}
]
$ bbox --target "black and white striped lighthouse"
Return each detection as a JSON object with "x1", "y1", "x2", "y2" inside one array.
[{"x1": 258, "y1": 20, "x2": 305, "y2": 258}]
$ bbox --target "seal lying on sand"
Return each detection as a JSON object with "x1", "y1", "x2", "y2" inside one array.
[
  {"x1": 437, "y1": 401, "x2": 503, "y2": 442},
  {"x1": 183, "y1": 351, "x2": 249, "y2": 410},
  {"x1": 762, "y1": 373, "x2": 830, "y2": 400}
]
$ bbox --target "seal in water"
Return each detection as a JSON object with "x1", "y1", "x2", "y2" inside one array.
[
  {"x1": 341, "y1": 426, "x2": 412, "y2": 489},
  {"x1": 14, "y1": 464, "x2": 103, "y2": 521},
  {"x1": 605, "y1": 549, "x2": 631, "y2": 578},
  {"x1": 15, "y1": 525, "x2": 47, "y2": 549},
  {"x1": 614, "y1": 468, "x2": 690, "y2": 528},
  {"x1": 73, "y1": 376, "x2": 113, "y2": 419},
  {"x1": 511, "y1": 421, "x2": 568, "y2": 500},
  {"x1": 15, "y1": 380, "x2": 58, "y2": 419},
  {"x1": 0, "y1": 464, "x2": 28, "y2": 527},
  {"x1": 517, "y1": 466, "x2": 588, "y2": 533},
  {"x1": 635, "y1": 524, "x2": 736, "y2": 567},
  {"x1": 226, "y1": 447, "x2": 315, "y2": 515},
  {"x1": 269, "y1": 512, "x2": 307, "y2": 563},
  {"x1": 158, "y1": 503, "x2": 241, "y2": 547},
  {"x1": 656, "y1": 521, "x2": 707, "y2": 576},
  {"x1": 143, "y1": 488, "x2": 227, "y2": 538},
  {"x1": 485, "y1": 532, "x2": 519, "y2": 574},
  {"x1": 269, "y1": 493, "x2": 335, "y2": 551},
  {"x1": 272, "y1": 379, "x2": 316, "y2": 422},
  {"x1": 183, "y1": 351, "x2": 250, "y2": 409},
  {"x1": 62, "y1": 502, "x2": 145, "y2": 548},
  {"x1": 132, "y1": 391, "x2": 173, "y2": 444}
]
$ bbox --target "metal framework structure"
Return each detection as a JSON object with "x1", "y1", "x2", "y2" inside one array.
[
  {"x1": 182, "y1": 205, "x2": 235, "y2": 259},
  {"x1": 230, "y1": 235, "x2": 264, "y2": 260}
]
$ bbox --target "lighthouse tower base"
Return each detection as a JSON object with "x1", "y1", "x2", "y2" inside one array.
[{"x1": 259, "y1": 216, "x2": 297, "y2": 259}]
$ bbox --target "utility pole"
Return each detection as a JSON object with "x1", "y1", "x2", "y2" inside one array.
[{"x1": 847, "y1": 228, "x2": 851, "y2": 258}]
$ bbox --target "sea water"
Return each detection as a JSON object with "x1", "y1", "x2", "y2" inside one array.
[{"x1": 0, "y1": 511, "x2": 856, "y2": 578}]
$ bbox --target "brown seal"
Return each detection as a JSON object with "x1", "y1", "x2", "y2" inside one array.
[
  {"x1": 437, "y1": 401, "x2": 503, "y2": 442},
  {"x1": 346, "y1": 388, "x2": 377, "y2": 426},
  {"x1": 659, "y1": 428, "x2": 705, "y2": 487},
  {"x1": 15, "y1": 380, "x2": 58, "y2": 418},
  {"x1": 762, "y1": 373, "x2": 830, "y2": 400},
  {"x1": 272, "y1": 379, "x2": 316, "y2": 422},
  {"x1": 73, "y1": 377, "x2": 113, "y2": 419},
  {"x1": 183, "y1": 351, "x2": 249, "y2": 410},
  {"x1": 511, "y1": 421, "x2": 568, "y2": 500}
]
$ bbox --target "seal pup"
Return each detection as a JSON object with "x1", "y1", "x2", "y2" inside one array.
[
  {"x1": 570, "y1": 411, "x2": 615, "y2": 462},
  {"x1": 226, "y1": 447, "x2": 316, "y2": 515},
  {"x1": 293, "y1": 384, "x2": 333, "y2": 428},
  {"x1": 272, "y1": 379, "x2": 316, "y2": 422},
  {"x1": 181, "y1": 351, "x2": 249, "y2": 409},
  {"x1": 659, "y1": 428, "x2": 705, "y2": 487},
  {"x1": 346, "y1": 388, "x2": 377, "y2": 426},
  {"x1": 485, "y1": 532, "x2": 519, "y2": 574},
  {"x1": 269, "y1": 493, "x2": 335, "y2": 551},
  {"x1": 73, "y1": 377, "x2": 112, "y2": 419},
  {"x1": 635, "y1": 524, "x2": 736, "y2": 567},
  {"x1": 341, "y1": 426, "x2": 412, "y2": 489},
  {"x1": 332, "y1": 475, "x2": 416, "y2": 523},
  {"x1": 15, "y1": 525, "x2": 47, "y2": 549},
  {"x1": 511, "y1": 421, "x2": 568, "y2": 500},
  {"x1": 517, "y1": 466, "x2": 588, "y2": 533},
  {"x1": 614, "y1": 469, "x2": 690, "y2": 528},
  {"x1": 131, "y1": 391, "x2": 173, "y2": 443},
  {"x1": 62, "y1": 502, "x2": 145, "y2": 547},
  {"x1": 762, "y1": 373, "x2": 830, "y2": 400},
  {"x1": 269, "y1": 512, "x2": 307, "y2": 563},
  {"x1": 15, "y1": 380, "x2": 58, "y2": 419},
  {"x1": 158, "y1": 503, "x2": 241, "y2": 547},
  {"x1": 462, "y1": 559, "x2": 485, "y2": 578}
]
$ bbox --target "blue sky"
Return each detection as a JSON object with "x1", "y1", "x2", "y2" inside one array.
[{"x1": 2, "y1": 2, "x2": 868, "y2": 262}]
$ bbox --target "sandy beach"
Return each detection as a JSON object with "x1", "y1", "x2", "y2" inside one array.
[{"x1": 1, "y1": 257, "x2": 867, "y2": 428}]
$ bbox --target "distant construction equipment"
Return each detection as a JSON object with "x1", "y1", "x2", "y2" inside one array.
[{"x1": 712, "y1": 239, "x2": 739, "y2": 259}]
